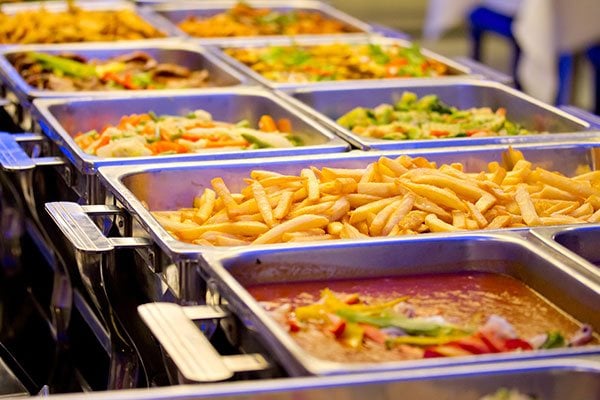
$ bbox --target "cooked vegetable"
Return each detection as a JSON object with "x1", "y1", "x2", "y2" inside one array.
[
  {"x1": 11, "y1": 51, "x2": 211, "y2": 91},
  {"x1": 336, "y1": 91, "x2": 536, "y2": 140},
  {"x1": 74, "y1": 110, "x2": 304, "y2": 157},
  {"x1": 479, "y1": 388, "x2": 537, "y2": 400},
  {"x1": 225, "y1": 43, "x2": 449, "y2": 83},
  {"x1": 250, "y1": 274, "x2": 595, "y2": 363},
  {"x1": 0, "y1": 2, "x2": 165, "y2": 44},
  {"x1": 178, "y1": 2, "x2": 357, "y2": 37}
]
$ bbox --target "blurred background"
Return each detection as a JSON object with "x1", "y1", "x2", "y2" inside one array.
[{"x1": 329, "y1": 0, "x2": 596, "y2": 112}]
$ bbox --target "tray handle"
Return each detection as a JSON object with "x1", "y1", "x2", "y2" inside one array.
[
  {"x1": 453, "y1": 56, "x2": 514, "y2": 86},
  {"x1": 45, "y1": 202, "x2": 114, "y2": 253},
  {"x1": 0, "y1": 132, "x2": 63, "y2": 171},
  {"x1": 138, "y1": 302, "x2": 268, "y2": 382},
  {"x1": 558, "y1": 105, "x2": 600, "y2": 129}
]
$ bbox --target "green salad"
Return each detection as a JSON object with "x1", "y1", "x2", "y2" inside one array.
[{"x1": 336, "y1": 92, "x2": 537, "y2": 140}]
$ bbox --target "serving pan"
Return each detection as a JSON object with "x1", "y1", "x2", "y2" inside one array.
[
  {"x1": 0, "y1": 1, "x2": 180, "y2": 45},
  {"x1": 211, "y1": 36, "x2": 509, "y2": 91},
  {"x1": 4, "y1": 87, "x2": 347, "y2": 203},
  {"x1": 134, "y1": 233, "x2": 600, "y2": 378},
  {"x1": 149, "y1": 0, "x2": 373, "y2": 45},
  {"x1": 39, "y1": 141, "x2": 600, "y2": 307},
  {"x1": 283, "y1": 79, "x2": 600, "y2": 150},
  {"x1": 0, "y1": 41, "x2": 251, "y2": 110}
]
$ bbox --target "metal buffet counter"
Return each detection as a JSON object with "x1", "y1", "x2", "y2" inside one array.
[{"x1": 0, "y1": 0, "x2": 599, "y2": 399}]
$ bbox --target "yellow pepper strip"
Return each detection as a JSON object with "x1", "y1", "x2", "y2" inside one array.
[
  {"x1": 388, "y1": 334, "x2": 469, "y2": 347},
  {"x1": 341, "y1": 322, "x2": 364, "y2": 348},
  {"x1": 294, "y1": 304, "x2": 329, "y2": 321}
]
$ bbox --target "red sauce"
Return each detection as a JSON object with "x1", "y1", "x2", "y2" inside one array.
[{"x1": 247, "y1": 272, "x2": 591, "y2": 363}]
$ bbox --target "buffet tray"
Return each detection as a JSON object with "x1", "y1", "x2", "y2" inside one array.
[
  {"x1": 0, "y1": 41, "x2": 252, "y2": 108},
  {"x1": 187, "y1": 232, "x2": 600, "y2": 376},
  {"x1": 212, "y1": 36, "x2": 482, "y2": 91},
  {"x1": 0, "y1": 0, "x2": 181, "y2": 43},
  {"x1": 94, "y1": 141, "x2": 600, "y2": 261},
  {"x1": 149, "y1": 0, "x2": 373, "y2": 45},
  {"x1": 282, "y1": 79, "x2": 600, "y2": 150}
]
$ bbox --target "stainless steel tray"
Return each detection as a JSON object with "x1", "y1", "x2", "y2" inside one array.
[
  {"x1": 0, "y1": 0, "x2": 181, "y2": 44},
  {"x1": 211, "y1": 36, "x2": 493, "y2": 91},
  {"x1": 532, "y1": 225, "x2": 600, "y2": 280},
  {"x1": 93, "y1": 141, "x2": 600, "y2": 259},
  {"x1": 0, "y1": 41, "x2": 251, "y2": 107},
  {"x1": 141, "y1": 233, "x2": 600, "y2": 377},
  {"x1": 32, "y1": 87, "x2": 349, "y2": 175},
  {"x1": 29, "y1": 358, "x2": 600, "y2": 399},
  {"x1": 283, "y1": 79, "x2": 600, "y2": 150},
  {"x1": 149, "y1": 0, "x2": 373, "y2": 45}
]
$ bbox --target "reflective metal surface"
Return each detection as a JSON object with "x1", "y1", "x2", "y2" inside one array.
[
  {"x1": 97, "y1": 141, "x2": 600, "y2": 260},
  {"x1": 33, "y1": 87, "x2": 349, "y2": 176},
  {"x1": 212, "y1": 36, "x2": 476, "y2": 90},
  {"x1": 283, "y1": 79, "x2": 600, "y2": 150},
  {"x1": 0, "y1": 41, "x2": 251, "y2": 109},
  {"x1": 150, "y1": 0, "x2": 373, "y2": 44}
]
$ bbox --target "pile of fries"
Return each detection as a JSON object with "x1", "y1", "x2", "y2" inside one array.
[{"x1": 152, "y1": 148, "x2": 600, "y2": 246}]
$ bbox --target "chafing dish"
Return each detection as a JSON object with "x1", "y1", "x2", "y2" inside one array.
[
  {"x1": 133, "y1": 233, "x2": 600, "y2": 379},
  {"x1": 282, "y1": 79, "x2": 600, "y2": 150},
  {"x1": 0, "y1": 0, "x2": 180, "y2": 43},
  {"x1": 0, "y1": 41, "x2": 251, "y2": 110},
  {"x1": 0, "y1": 87, "x2": 348, "y2": 204},
  {"x1": 38, "y1": 142, "x2": 600, "y2": 303},
  {"x1": 149, "y1": 0, "x2": 373, "y2": 45},
  {"x1": 211, "y1": 36, "x2": 511, "y2": 91}
]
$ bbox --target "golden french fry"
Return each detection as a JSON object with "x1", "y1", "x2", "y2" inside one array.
[
  {"x1": 288, "y1": 201, "x2": 335, "y2": 219},
  {"x1": 250, "y1": 170, "x2": 282, "y2": 180},
  {"x1": 381, "y1": 193, "x2": 415, "y2": 236},
  {"x1": 413, "y1": 196, "x2": 452, "y2": 221},
  {"x1": 540, "y1": 216, "x2": 586, "y2": 226},
  {"x1": 340, "y1": 222, "x2": 369, "y2": 239},
  {"x1": 347, "y1": 193, "x2": 384, "y2": 208},
  {"x1": 349, "y1": 196, "x2": 400, "y2": 224},
  {"x1": 359, "y1": 163, "x2": 376, "y2": 184},
  {"x1": 191, "y1": 238, "x2": 215, "y2": 247},
  {"x1": 466, "y1": 201, "x2": 488, "y2": 228},
  {"x1": 273, "y1": 191, "x2": 294, "y2": 220},
  {"x1": 406, "y1": 170, "x2": 486, "y2": 201},
  {"x1": 378, "y1": 156, "x2": 409, "y2": 176},
  {"x1": 357, "y1": 182, "x2": 397, "y2": 197},
  {"x1": 534, "y1": 168, "x2": 595, "y2": 198},
  {"x1": 252, "y1": 215, "x2": 329, "y2": 245},
  {"x1": 502, "y1": 147, "x2": 525, "y2": 170},
  {"x1": 234, "y1": 213, "x2": 264, "y2": 222},
  {"x1": 485, "y1": 215, "x2": 511, "y2": 230},
  {"x1": 531, "y1": 185, "x2": 579, "y2": 201},
  {"x1": 282, "y1": 229, "x2": 326, "y2": 241},
  {"x1": 570, "y1": 203, "x2": 593, "y2": 218},
  {"x1": 251, "y1": 180, "x2": 275, "y2": 227},
  {"x1": 321, "y1": 167, "x2": 366, "y2": 181},
  {"x1": 452, "y1": 210, "x2": 467, "y2": 229},
  {"x1": 193, "y1": 188, "x2": 216, "y2": 224},
  {"x1": 425, "y1": 214, "x2": 461, "y2": 232},
  {"x1": 327, "y1": 197, "x2": 351, "y2": 222},
  {"x1": 370, "y1": 199, "x2": 403, "y2": 236},
  {"x1": 178, "y1": 221, "x2": 269, "y2": 241},
  {"x1": 475, "y1": 193, "x2": 497, "y2": 213},
  {"x1": 587, "y1": 209, "x2": 600, "y2": 223},
  {"x1": 288, "y1": 234, "x2": 334, "y2": 242},
  {"x1": 515, "y1": 183, "x2": 541, "y2": 226},
  {"x1": 301, "y1": 168, "x2": 320, "y2": 202},
  {"x1": 211, "y1": 177, "x2": 240, "y2": 217},
  {"x1": 401, "y1": 180, "x2": 468, "y2": 212},
  {"x1": 327, "y1": 221, "x2": 344, "y2": 235}
]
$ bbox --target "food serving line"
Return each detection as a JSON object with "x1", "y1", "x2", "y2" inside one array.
[{"x1": 0, "y1": 0, "x2": 599, "y2": 398}]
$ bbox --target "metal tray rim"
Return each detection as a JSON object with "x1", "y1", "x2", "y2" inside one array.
[
  {"x1": 201, "y1": 232, "x2": 600, "y2": 376},
  {"x1": 0, "y1": 40, "x2": 253, "y2": 102}
]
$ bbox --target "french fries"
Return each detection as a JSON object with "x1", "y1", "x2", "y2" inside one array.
[{"x1": 153, "y1": 149, "x2": 600, "y2": 246}]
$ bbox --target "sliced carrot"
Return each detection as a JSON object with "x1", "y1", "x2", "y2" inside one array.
[
  {"x1": 148, "y1": 140, "x2": 188, "y2": 154},
  {"x1": 276, "y1": 118, "x2": 292, "y2": 133},
  {"x1": 90, "y1": 134, "x2": 111, "y2": 152},
  {"x1": 360, "y1": 324, "x2": 387, "y2": 344},
  {"x1": 259, "y1": 115, "x2": 277, "y2": 132}
]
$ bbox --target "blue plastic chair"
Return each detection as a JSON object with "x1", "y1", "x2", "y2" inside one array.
[
  {"x1": 587, "y1": 45, "x2": 600, "y2": 115},
  {"x1": 468, "y1": 5, "x2": 585, "y2": 106}
]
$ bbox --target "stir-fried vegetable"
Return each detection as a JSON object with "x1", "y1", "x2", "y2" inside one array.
[
  {"x1": 226, "y1": 43, "x2": 449, "y2": 83},
  {"x1": 14, "y1": 51, "x2": 211, "y2": 91},
  {"x1": 74, "y1": 111, "x2": 303, "y2": 157},
  {"x1": 178, "y1": 2, "x2": 357, "y2": 37},
  {"x1": 276, "y1": 289, "x2": 589, "y2": 358},
  {"x1": 336, "y1": 91, "x2": 536, "y2": 140}
]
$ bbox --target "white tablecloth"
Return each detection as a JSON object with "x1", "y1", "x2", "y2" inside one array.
[{"x1": 424, "y1": 0, "x2": 600, "y2": 103}]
